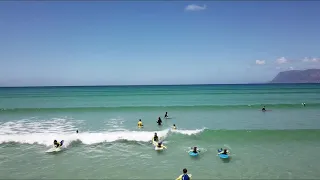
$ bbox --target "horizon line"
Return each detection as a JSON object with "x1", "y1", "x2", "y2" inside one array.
[{"x1": 2, "y1": 82, "x2": 320, "y2": 88}]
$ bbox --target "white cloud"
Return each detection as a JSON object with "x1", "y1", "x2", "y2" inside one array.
[
  {"x1": 185, "y1": 4, "x2": 207, "y2": 11},
  {"x1": 255, "y1": 60, "x2": 265, "y2": 65},
  {"x1": 302, "y1": 57, "x2": 319, "y2": 63},
  {"x1": 311, "y1": 58, "x2": 319, "y2": 62},
  {"x1": 276, "y1": 57, "x2": 288, "y2": 64}
]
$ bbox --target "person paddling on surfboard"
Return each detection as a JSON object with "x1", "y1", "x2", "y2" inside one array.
[
  {"x1": 218, "y1": 148, "x2": 229, "y2": 155},
  {"x1": 53, "y1": 140, "x2": 63, "y2": 148},
  {"x1": 262, "y1": 106, "x2": 266, "y2": 111},
  {"x1": 176, "y1": 168, "x2": 192, "y2": 180},
  {"x1": 172, "y1": 124, "x2": 177, "y2": 129},
  {"x1": 157, "y1": 142, "x2": 167, "y2": 149},
  {"x1": 190, "y1": 147, "x2": 200, "y2": 154},
  {"x1": 157, "y1": 117, "x2": 162, "y2": 126}
]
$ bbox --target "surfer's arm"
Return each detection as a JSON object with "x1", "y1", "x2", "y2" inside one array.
[
  {"x1": 175, "y1": 175, "x2": 182, "y2": 180},
  {"x1": 162, "y1": 145, "x2": 167, "y2": 149}
]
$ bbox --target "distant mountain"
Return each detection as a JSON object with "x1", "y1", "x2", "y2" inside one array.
[{"x1": 270, "y1": 69, "x2": 320, "y2": 83}]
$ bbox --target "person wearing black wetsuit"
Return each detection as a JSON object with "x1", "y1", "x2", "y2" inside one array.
[
  {"x1": 164, "y1": 112, "x2": 168, "y2": 118},
  {"x1": 153, "y1": 133, "x2": 159, "y2": 142},
  {"x1": 262, "y1": 106, "x2": 266, "y2": 111},
  {"x1": 157, "y1": 117, "x2": 162, "y2": 125}
]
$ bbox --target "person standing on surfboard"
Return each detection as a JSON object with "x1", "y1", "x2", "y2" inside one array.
[{"x1": 164, "y1": 112, "x2": 168, "y2": 118}]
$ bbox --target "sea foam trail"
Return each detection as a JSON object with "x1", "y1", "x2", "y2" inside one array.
[
  {"x1": 0, "y1": 128, "x2": 206, "y2": 147},
  {"x1": 0, "y1": 129, "x2": 170, "y2": 147},
  {"x1": 171, "y1": 128, "x2": 206, "y2": 135}
]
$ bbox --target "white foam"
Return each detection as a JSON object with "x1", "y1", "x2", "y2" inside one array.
[
  {"x1": 171, "y1": 128, "x2": 206, "y2": 135},
  {"x1": 0, "y1": 118, "x2": 80, "y2": 135},
  {"x1": 0, "y1": 129, "x2": 170, "y2": 147}
]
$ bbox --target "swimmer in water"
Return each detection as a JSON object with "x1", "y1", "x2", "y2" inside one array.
[
  {"x1": 157, "y1": 117, "x2": 162, "y2": 125},
  {"x1": 138, "y1": 119, "x2": 143, "y2": 127},
  {"x1": 262, "y1": 106, "x2": 266, "y2": 111}
]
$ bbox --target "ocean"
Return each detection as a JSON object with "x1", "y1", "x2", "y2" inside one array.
[{"x1": 1, "y1": 84, "x2": 320, "y2": 179}]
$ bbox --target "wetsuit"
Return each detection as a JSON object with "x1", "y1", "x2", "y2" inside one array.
[
  {"x1": 176, "y1": 174, "x2": 191, "y2": 180},
  {"x1": 157, "y1": 118, "x2": 162, "y2": 125},
  {"x1": 154, "y1": 136, "x2": 159, "y2": 142}
]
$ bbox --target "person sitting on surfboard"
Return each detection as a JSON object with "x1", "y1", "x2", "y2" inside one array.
[
  {"x1": 53, "y1": 140, "x2": 61, "y2": 148},
  {"x1": 153, "y1": 133, "x2": 159, "y2": 142},
  {"x1": 176, "y1": 168, "x2": 191, "y2": 180},
  {"x1": 218, "y1": 148, "x2": 229, "y2": 155},
  {"x1": 157, "y1": 117, "x2": 162, "y2": 126},
  {"x1": 138, "y1": 119, "x2": 143, "y2": 127},
  {"x1": 164, "y1": 112, "x2": 168, "y2": 118},
  {"x1": 262, "y1": 106, "x2": 266, "y2": 111},
  {"x1": 191, "y1": 147, "x2": 199, "y2": 154},
  {"x1": 172, "y1": 124, "x2": 176, "y2": 129}
]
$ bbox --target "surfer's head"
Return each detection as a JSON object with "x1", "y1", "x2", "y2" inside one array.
[
  {"x1": 154, "y1": 133, "x2": 157, "y2": 136},
  {"x1": 54, "y1": 140, "x2": 57, "y2": 143},
  {"x1": 173, "y1": 124, "x2": 176, "y2": 126},
  {"x1": 193, "y1": 147, "x2": 197, "y2": 151},
  {"x1": 139, "y1": 119, "x2": 141, "y2": 121},
  {"x1": 183, "y1": 168, "x2": 187, "y2": 174}
]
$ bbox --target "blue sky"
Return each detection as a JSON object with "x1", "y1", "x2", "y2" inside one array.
[{"x1": 0, "y1": 1, "x2": 320, "y2": 86}]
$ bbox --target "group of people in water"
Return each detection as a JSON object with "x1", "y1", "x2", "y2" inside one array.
[{"x1": 137, "y1": 112, "x2": 176, "y2": 129}]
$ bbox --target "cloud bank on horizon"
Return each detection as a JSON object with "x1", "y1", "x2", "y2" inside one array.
[
  {"x1": 0, "y1": 1, "x2": 319, "y2": 86},
  {"x1": 185, "y1": 4, "x2": 207, "y2": 11}
]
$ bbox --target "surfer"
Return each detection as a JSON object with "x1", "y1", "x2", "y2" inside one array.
[
  {"x1": 190, "y1": 147, "x2": 199, "y2": 153},
  {"x1": 302, "y1": 103, "x2": 306, "y2": 107},
  {"x1": 218, "y1": 148, "x2": 229, "y2": 155},
  {"x1": 76, "y1": 130, "x2": 78, "y2": 133},
  {"x1": 172, "y1": 124, "x2": 177, "y2": 129},
  {"x1": 157, "y1": 142, "x2": 167, "y2": 149},
  {"x1": 164, "y1": 112, "x2": 168, "y2": 118},
  {"x1": 138, "y1": 119, "x2": 143, "y2": 127},
  {"x1": 53, "y1": 140, "x2": 61, "y2": 148},
  {"x1": 176, "y1": 168, "x2": 191, "y2": 180},
  {"x1": 157, "y1": 117, "x2": 162, "y2": 126},
  {"x1": 153, "y1": 133, "x2": 159, "y2": 142},
  {"x1": 262, "y1": 106, "x2": 266, "y2": 111}
]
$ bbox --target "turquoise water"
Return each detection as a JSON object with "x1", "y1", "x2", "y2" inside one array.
[{"x1": 1, "y1": 84, "x2": 320, "y2": 179}]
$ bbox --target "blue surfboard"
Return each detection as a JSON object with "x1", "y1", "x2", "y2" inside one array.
[{"x1": 189, "y1": 151, "x2": 199, "y2": 157}]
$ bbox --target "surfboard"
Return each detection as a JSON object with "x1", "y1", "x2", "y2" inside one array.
[
  {"x1": 189, "y1": 151, "x2": 199, "y2": 157},
  {"x1": 155, "y1": 146, "x2": 165, "y2": 151},
  {"x1": 218, "y1": 154, "x2": 229, "y2": 159}
]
